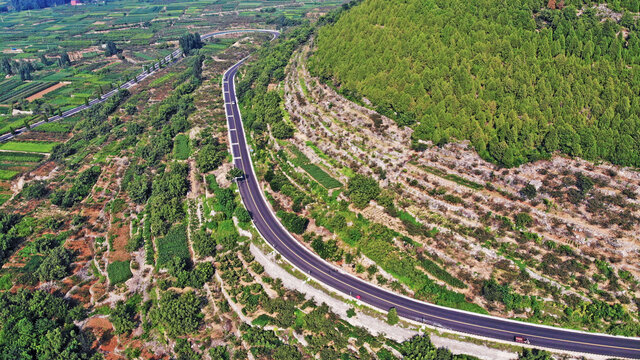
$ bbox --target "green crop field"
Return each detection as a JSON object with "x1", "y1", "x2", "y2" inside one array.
[
  {"x1": 32, "y1": 122, "x2": 73, "y2": 133},
  {"x1": 0, "y1": 152, "x2": 45, "y2": 162},
  {"x1": 0, "y1": 78, "x2": 22, "y2": 95},
  {"x1": 0, "y1": 141, "x2": 59, "y2": 153},
  {"x1": 0, "y1": 81, "x2": 54, "y2": 104},
  {"x1": 156, "y1": 224, "x2": 190, "y2": 267},
  {"x1": 107, "y1": 260, "x2": 133, "y2": 285},
  {"x1": 173, "y1": 134, "x2": 190, "y2": 160},
  {"x1": 301, "y1": 163, "x2": 341, "y2": 189},
  {"x1": 0, "y1": 170, "x2": 19, "y2": 180}
]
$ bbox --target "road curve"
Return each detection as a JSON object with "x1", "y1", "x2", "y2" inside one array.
[
  {"x1": 222, "y1": 52, "x2": 640, "y2": 358},
  {"x1": 0, "y1": 29, "x2": 279, "y2": 143}
]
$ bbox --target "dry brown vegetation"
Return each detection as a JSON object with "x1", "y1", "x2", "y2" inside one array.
[{"x1": 280, "y1": 41, "x2": 640, "y2": 320}]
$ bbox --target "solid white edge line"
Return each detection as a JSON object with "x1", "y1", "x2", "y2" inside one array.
[{"x1": 222, "y1": 53, "x2": 640, "y2": 346}]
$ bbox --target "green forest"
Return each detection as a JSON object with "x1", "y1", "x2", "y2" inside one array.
[{"x1": 310, "y1": 0, "x2": 640, "y2": 167}]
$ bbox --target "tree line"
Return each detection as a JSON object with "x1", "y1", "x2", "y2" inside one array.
[{"x1": 8, "y1": 0, "x2": 69, "y2": 12}]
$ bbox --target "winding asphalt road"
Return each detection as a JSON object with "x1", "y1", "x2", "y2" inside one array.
[
  {"x1": 0, "y1": 29, "x2": 279, "y2": 143},
  {"x1": 222, "y1": 41, "x2": 640, "y2": 359},
  {"x1": 2, "y1": 25, "x2": 639, "y2": 358}
]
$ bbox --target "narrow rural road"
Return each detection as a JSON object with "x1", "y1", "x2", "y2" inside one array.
[
  {"x1": 222, "y1": 37, "x2": 640, "y2": 359},
  {"x1": 0, "y1": 29, "x2": 279, "y2": 143}
]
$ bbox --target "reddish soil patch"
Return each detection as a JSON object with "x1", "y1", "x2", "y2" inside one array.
[
  {"x1": 17, "y1": 131, "x2": 68, "y2": 142},
  {"x1": 108, "y1": 219, "x2": 130, "y2": 262},
  {"x1": 92, "y1": 281, "x2": 108, "y2": 303},
  {"x1": 26, "y1": 82, "x2": 70, "y2": 102},
  {"x1": 67, "y1": 235, "x2": 94, "y2": 263},
  {"x1": 60, "y1": 276, "x2": 77, "y2": 295},
  {"x1": 69, "y1": 280, "x2": 94, "y2": 305},
  {"x1": 85, "y1": 317, "x2": 122, "y2": 358},
  {"x1": 30, "y1": 160, "x2": 56, "y2": 177}
]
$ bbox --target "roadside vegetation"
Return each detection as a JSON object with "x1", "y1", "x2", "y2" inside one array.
[
  {"x1": 0, "y1": 0, "x2": 632, "y2": 358},
  {"x1": 239, "y1": 0, "x2": 640, "y2": 338}
]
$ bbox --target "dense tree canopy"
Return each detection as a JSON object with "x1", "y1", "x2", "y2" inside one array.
[
  {"x1": 400, "y1": 335, "x2": 478, "y2": 359},
  {"x1": 148, "y1": 162, "x2": 189, "y2": 236},
  {"x1": 151, "y1": 290, "x2": 203, "y2": 337},
  {"x1": 21, "y1": 180, "x2": 49, "y2": 200},
  {"x1": 0, "y1": 290, "x2": 99, "y2": 360},
  {"x1": 104, "y1": 41, "x2": 119, "y2": 57},
  {"x1": 196, "y1": 139, "x2": 226, "y2": 173},
  {"x1": 9, "y1": 0, "x2": 69, "y2": 12},
  {"x1": 36, "y1": 245, "x2": 74, "y2": 281},
  {"x1": 51, "y1": 166, "x2": 101, "y2": 209},
  {"x1": 347, "y1": 174, "x2": 380, "y2": 208},
  {"x1": 179, "y1": 33, "x2": 203, "y2": 56},
  {"x1": 0, "y1": 212, "x2": 30, "y2": 266},
  {"x1": 311, "y1": 0, "x2": 640, "y2": 167}
]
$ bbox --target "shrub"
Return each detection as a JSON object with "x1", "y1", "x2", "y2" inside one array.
[
  {"x1": 110, "y1": 300, "x2": 136, "y2": 334},
  {"x1": 36, "y1": 246, "x2": 74, "y2": 281},
  {"x1": 514, "y1": 212, "x2": 533, "y2": 228},
  {"x1": 192, "y1": 230, "x2": 216, "y2": 257},
  {"x1": 21, "y1": 180, "x2": 49, "y2": 200},
  {"x1": 234, "y1": 207, "x2": 252, "y2": 223},
  {"x1": 347, "y1": 174, "x2": 380, "y2": 208},
  {"x1": 520, "y1": 183, "x2": 537, "y2": 199},
  {"x1": 196, "y1": 142, "x2": 226, "y2": 173},
  {"x1": 346, "y1": 308, "x2": 356, "y2": 318},
  {"x1": 311, "y1": 238, "x2": 342, "y2": 262},
  {"x1": 277, "y1": 211, "x2": 308, "y2": 234},
  {"x1": 386, "y1": 307, "x2": 399, "y2": 325},
  {"x1": 271, "y1": 121, "x2": 294, "y2": 139},
  {"x1": 152, "y1": 290, "x2": 203, "y2": 337}
]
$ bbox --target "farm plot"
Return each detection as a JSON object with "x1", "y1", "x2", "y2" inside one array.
[
  {"x1": 0, "y1": 141, "x2": 59, "y2": 153},
  {"x1": 26, "y1": 82, "x2": 70, "y2": 102},
  {"x1": 107, "y1": 260, "x2": 132, "y2": 285},
  {"x1": 30, "y1": 122, "x2": 73, "y2": 133},
  {"x1": 0, "y1": 151, "x2": 45, "y2": 163},
  {"x1": 0, "y1": 150, "x2": 46, "y2": 182},
  {"x1": 0, "y1": 81, "x2": 55, "y2": 104},
  {"x1": 156, "y1": 224, "x2": 190, "y2": 267},
  {"x1": 0, "y1": 170, "x2": 18, "y2": 180},
  {"x1": 300, "y1": 163, "x2": 341, "y2": 189},
  {"x1": 173, "y1": 134, "x2": 190, "y2": 160},
  {"x1": 0, "y1": 78, "x2": 22, "y2": 95},
  {"x1": 0, "y1": 117, "x2": 31, "y2": 135}
]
